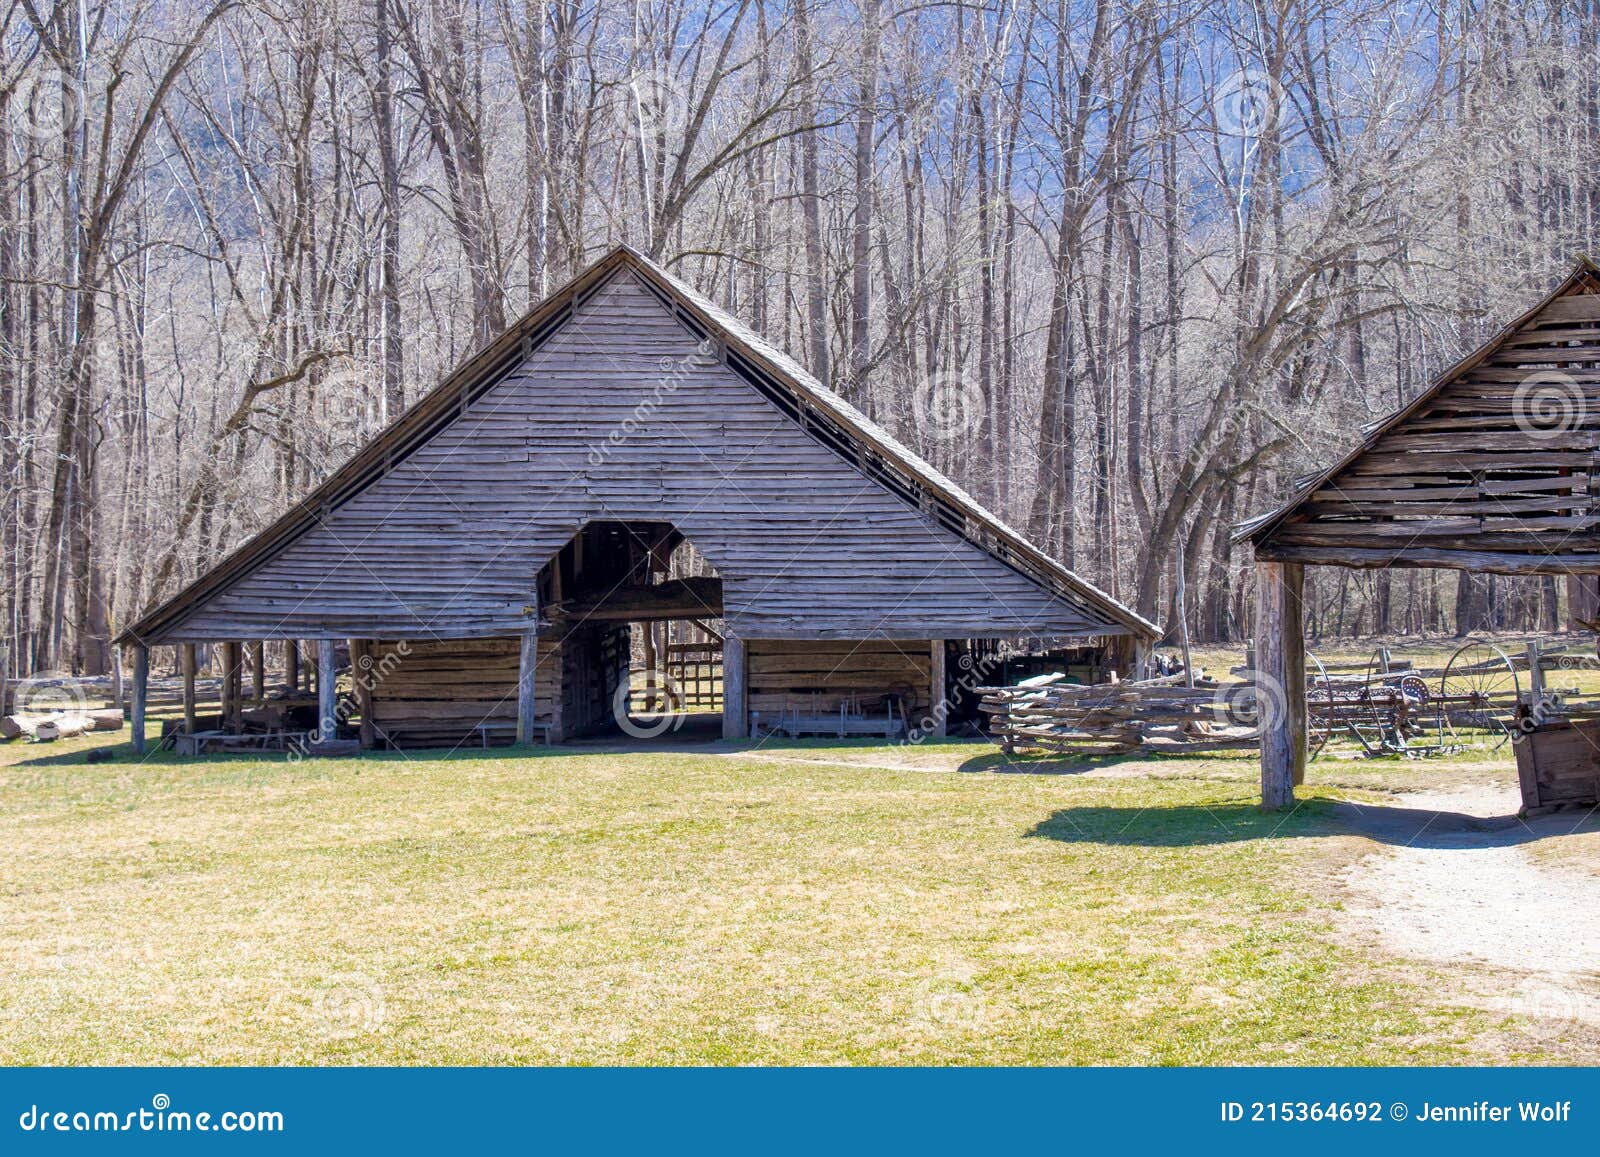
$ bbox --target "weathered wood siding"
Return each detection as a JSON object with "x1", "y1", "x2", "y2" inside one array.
[
  {"x1": 1254, "y1": 271, "x2": 1600, "y2": 573},
  {"x1": 158, "y1": 271, "x2": 1119, "y2": 642},
  {"x1": 746, "y1": 639, "x2": 933, "y2": 725},
  {"x1": 367, "y1": 637, "x2": 559, "y2": 748}
]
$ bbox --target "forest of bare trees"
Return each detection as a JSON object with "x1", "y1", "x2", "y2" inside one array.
[{"x1": 3, "y1": 0, "x2": 1599, "y2": 676}]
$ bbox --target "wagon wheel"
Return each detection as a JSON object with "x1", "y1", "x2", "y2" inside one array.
[
  {"x1": 1440, "y1": 640, "x2": 1520, "y2": 751},
  {"x1": 1306, "y1": 651, "x2": 1335, "y2": 760}
]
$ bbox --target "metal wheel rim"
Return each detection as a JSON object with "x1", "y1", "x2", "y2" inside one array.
[{"x1": 1440, "y1": 639, "x2": 1521, "y2": 752}]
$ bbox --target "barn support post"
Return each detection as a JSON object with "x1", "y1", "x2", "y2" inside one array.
[
  {"x1": 130, "y1": 642, "x2": 148, "y2": 755},
  {"x1": 516, "y1": 627, "x2": 540, "y2": 745},
  {"x1": 723, "y1": 634, "x2": 748, "y2": 739},
  {"x1": 1256, "y1": 560, "x2": 1307, "y2": 810},
  {"x1": 181, "y1": 644, "x2": 197, "y2": 734},
  {"x1": 250, "y1": 641, "x2": 266, "y2": 703},
  {"x1": 929, "y1": 640, "x2": 947, "y2": 737},
  {"x1": 223, "y1": 641, "x2": 243, "y2": 733},
  {"x1": 352, "y1": 640, "x2": 375, "y2": 750},
  {"x1": 285, "y1": 640, "x2": 300, "y2": 691},
  {"x1": 317, "y1": 639, "x2": 338, "y2": 745}
]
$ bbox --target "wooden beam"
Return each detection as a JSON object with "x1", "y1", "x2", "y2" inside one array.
[
  {"x1": 130, "y1": 643, "x2": 148, "y2": 756},
  {"x1": 1256, "y1": 561, "x2": 1306, "y2": 811},
  {"x1": 285, "y1": 640, "x2": 300, "y2": 691},
  {"x1": 352, "y1": 640, "x2": 375, "y2": 750},
  {"x1": 548, "y1": 576, "x2": 724, "y2": 622},
  {"x1": 516, "y1": 626, "x2": 540, "y2": 745},
  {"x1": 317, "y1": 639, "x2": 338, "y2": 744},
  {"x1": 1256, "y1": 543, "x2": 1600, "y2": 575},
  {"x1": 723, "y1": 634, "x2": 748, "y2": 739},
  {"x1": 929, "y1": 639, "x2": 947, "y2": 737},
  {"x1": 181, "y1": 643, "x2": 197, "y2": 734}
]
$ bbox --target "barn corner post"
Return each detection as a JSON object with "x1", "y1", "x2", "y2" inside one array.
[
  {"x1": 517, "y1": 589, "x2": 540, "y2": 746},
  {"x1": 130, "y1": 641, "x2": 149, "y2": 755},
  {"x1": 1255, "y1": 559, "x2": 1306, "y2": 811},
  {"x1": 317, "y1": 639, "x2": 337, "y2": 746},
  {"x1": 180, "y1": 643, "x2": 197, "y2": 734},
  {"x1": 722, "y1": 634, "x2": 748, "y2": 739},
  {"x1": 351, "y1": 640, "x2": 375, "y2": 750}
]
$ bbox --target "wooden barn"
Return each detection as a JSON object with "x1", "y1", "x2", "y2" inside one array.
[
  {"x1": 1240, "y1": 257, "x2": 1600, "y2": 810},
  {"x1": 115, "y1": 246, "x2": 1158, "y2": 754}
]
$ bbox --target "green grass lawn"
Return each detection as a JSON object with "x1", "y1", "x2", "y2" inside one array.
[{"x1": 0, "y1": 728, "x2": 1555, "y2": 1065}]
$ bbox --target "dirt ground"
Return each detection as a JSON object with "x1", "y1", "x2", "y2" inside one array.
[{"x1": 1329, "y1": 773, "x2": 1600, "y2": 1044}]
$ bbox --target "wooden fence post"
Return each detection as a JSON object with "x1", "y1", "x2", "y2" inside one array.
[
  {"x1": 131, "y1": 643, "x2": 149, "y2": 755},
  {"x1": 1257, "y1": 560, "x2": 1306, "y2": 810}
]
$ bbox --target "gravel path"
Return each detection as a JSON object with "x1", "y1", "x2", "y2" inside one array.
[{"x1": 1335, "y1": 783, "x2": 1600, "y2": 1029}]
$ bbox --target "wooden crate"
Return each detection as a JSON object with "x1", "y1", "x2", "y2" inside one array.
[{"x1": 1513, "y1": 717, "x2": 1600, "y2": 814}]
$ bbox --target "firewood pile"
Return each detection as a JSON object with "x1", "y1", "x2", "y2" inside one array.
[
  {"x1": 1, "y1": 709, "x2": 125, "y2": 742},
  {"x1": 978, "y1": 672, "x2": 1261, "y2": 757}
]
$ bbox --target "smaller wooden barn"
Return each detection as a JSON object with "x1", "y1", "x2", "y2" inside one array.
[
  {"x1": 1239, "y1": 257, "x2": 1600, "y2": 809},
  {"x1": 116, "y1": 246, "x2": 1158, "y2": 754}
]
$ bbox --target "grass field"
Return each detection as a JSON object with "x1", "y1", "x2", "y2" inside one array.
[{"x1": 0, "y1": 719, "x2": 1579, "y2": 1066}]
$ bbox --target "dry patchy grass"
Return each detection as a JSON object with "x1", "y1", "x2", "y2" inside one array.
[{"x1": 0, "y1": 727, "x2": 1555, "y2": 1065}]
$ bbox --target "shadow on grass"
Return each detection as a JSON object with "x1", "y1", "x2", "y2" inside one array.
[
  {"x1": 1026, "y1": 798, "x2": 1600, "y2": 850},
  {"x1": 4, "y1": 737, "x2": 595, "y2": 769},
  {"x1": 956, "y1": 747, "x2": 1251, "y2": 776}
]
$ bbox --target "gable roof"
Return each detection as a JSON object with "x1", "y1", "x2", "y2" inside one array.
[
  {"x1": 1237, "y1": 256, "x2": 1600, "y2": 573},
  {"x1": 118, "y1": 246, "x2": 1157, "y2": 645}
]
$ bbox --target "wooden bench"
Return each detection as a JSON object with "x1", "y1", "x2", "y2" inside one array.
[
  {"x1": 172, "y1": 729, "x2": 311, "y2": 756},
  {"x1": 471, "y1": 721, "x2": 551, "y2": 747}
]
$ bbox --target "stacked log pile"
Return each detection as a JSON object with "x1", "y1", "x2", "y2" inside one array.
[
  {"x1": 978, "y1": 673, "x2": 1259, "y2": 757},
  {"x1": 1, "y1": 709, "x2": 125, "y2": 742}
]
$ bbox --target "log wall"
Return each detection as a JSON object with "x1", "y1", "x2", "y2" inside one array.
[
  {"x1": 747, "y1": 639, "x2": 933, "y2": 726},
  {"x1": 367, "y1": 637, "x2": 560, "y2": 748}
]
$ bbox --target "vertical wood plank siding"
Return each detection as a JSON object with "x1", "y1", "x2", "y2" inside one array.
[{"x1": 155, "y1": 273, "x2": 1121, "y2": 642}]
